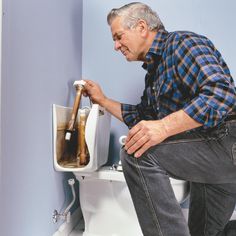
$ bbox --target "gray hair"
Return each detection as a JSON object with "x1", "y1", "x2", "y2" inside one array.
[{"x1": 107, "y1": 2, "x2": 164, "y2": 31}]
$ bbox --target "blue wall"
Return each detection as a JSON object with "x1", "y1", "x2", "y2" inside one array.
[
  {"x1": 0, "y1": 0, "x2": 83, "y2": 235},
  {"x1": 82, "y1": 0, "x2": 236, "y2": 163}
]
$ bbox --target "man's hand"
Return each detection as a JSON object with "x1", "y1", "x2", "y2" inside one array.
[
  {"x1": 124, "y1": 110, "x2": 202, "y2": 158},
  {"x1": 83, "y1": 80, "x2": 107, "y2": 105},
  {"x1": 125, "y1": 120, "x2": 168, "y2": 158},
  {"x1": 83, "y1": 79, "x2": 123, "y2": 121}
]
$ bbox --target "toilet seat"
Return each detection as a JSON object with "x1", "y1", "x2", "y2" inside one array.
[
  {"x1": 74, "y1": 166, "x2": 124, "y2": 181},
  {"x1": 74, "y1": 166, "x2": 189, "y2": 203}
]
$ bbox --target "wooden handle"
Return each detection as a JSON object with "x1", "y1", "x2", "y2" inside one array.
[{"x1": 67, "y1": 85, "x2": 83, "y2": 131}]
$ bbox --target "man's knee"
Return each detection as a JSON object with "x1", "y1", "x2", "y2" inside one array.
[{"x1": 120, "y1": 147, "x2": 162, "y2": 172}]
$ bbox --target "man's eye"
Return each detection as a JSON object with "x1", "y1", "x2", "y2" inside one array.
[{"x1": 117, "y1": 33, "x2": 124, "y2": 40}]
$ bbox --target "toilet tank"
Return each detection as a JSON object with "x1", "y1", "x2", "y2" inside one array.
[{"x1": 53, "y1": 104, "x2": 111, "y2": 173}]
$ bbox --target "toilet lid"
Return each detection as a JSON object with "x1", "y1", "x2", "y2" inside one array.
[{"x1": 74, "y1": 166, "x2": 187, "y2": 186}]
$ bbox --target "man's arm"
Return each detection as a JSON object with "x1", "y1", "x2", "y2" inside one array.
[
  {"x1": 161, "y1": 109, "x2": 202, "y2": 137},
  {"x1": 100, "y1": 97, "x2": 123, "y2": 122},
  {"x1": 175, "y1": 35, "x2": 236, "y2": 127},
  {"x1": 125, "y1": 109, "x2": 202, "y2": 158}
]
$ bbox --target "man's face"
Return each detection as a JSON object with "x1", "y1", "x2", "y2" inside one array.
[{"x1": 110, "y1": 17, "x2": 145, "y2": 61}]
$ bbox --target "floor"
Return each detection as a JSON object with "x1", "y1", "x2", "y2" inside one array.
[{"x1": 69, "y1": 209, "x2": 189, "y2": 236}]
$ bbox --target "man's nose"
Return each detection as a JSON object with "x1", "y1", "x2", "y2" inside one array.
[{"x1": 114, "y1": 40, "x2": 121, "y2": 51}]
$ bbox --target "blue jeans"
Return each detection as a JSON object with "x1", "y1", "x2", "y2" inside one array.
[{"x1": 120, "y1": 120, "x2": 236, "y2": 236}]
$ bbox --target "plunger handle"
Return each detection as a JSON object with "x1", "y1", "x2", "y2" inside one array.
[{"x1": 65, "y1": 80, "x2": 86, "y2": 141}]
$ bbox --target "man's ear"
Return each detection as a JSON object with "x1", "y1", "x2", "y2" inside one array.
[{"x1": 136, "y1": 19, "x2": 149, "y2": 37}]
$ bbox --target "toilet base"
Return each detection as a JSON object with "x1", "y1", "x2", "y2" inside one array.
[
  {"x1": 69, "y1": 209, "x2": 190, "y2": 236},
  {"x1": 75, "y1": 167, "x2": 189, "y2": 236}
]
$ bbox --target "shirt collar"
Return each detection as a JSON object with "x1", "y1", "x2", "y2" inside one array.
[{"x1": 142, "y1": 29, "x2": 169, "y2": 72}]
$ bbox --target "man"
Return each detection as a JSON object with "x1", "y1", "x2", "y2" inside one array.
[{"x1": 83, "y1": 2, "x2": 236, "y2": 236}]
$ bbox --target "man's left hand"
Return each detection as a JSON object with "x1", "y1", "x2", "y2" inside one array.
[{"x1": 124, "y1": 120, "x2": 168, "y2": 158}]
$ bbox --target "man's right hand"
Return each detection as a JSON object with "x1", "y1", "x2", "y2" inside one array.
[
  {"x1": 83, "y1": 80, "x2": 107, "y2": 106},
  {"x1": 83, "y1": 79, "x2": 123, "y2": 122}
]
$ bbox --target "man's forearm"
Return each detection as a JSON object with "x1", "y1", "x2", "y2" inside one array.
[
  {"x1": 161, "y1": 109, "x2": 202, "y2": 137},
  {"x1": 100, "y1": 97, "x2": 123, "y2": 122}
]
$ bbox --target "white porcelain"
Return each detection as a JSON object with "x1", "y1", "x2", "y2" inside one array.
[
  {"x1": 52, "y1": 104, "x2": 111, "y2": 172},
  {"x1": 74, "y1": 167, "x2": 189, "y2": 236},
  {"x1": 53, "y1": 103, "x2": 189, "y2": 236}
]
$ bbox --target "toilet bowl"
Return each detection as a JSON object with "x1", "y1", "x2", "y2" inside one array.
[{"x1": 74, "y1": 167, "x2": 189, "y2": 236}]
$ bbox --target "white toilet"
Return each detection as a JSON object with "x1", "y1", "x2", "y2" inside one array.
[
  {"x1": 53, "y1": 104, "x2": 189, "y2": 236},
  {"x1": 74, "y1": 167, "x2": 188, "y2": 236}
]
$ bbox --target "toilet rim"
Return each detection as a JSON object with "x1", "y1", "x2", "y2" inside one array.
[
  {"x1": 74, "y1": 166, "x2": 188, "y2": 185},
  {"x1": 74, "y1": 166, "x2": 125, "y2": 182}
]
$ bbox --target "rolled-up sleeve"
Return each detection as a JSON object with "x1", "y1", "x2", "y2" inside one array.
[{"x1": 175, "y1": 35, "x2": 236, "y2": 127}]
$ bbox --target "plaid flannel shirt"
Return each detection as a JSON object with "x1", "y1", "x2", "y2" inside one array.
[{"x1": 121, "y1": 29, "x2": 236, "y2": 129}]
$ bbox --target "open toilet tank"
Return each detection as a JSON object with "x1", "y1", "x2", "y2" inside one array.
[
  {"x1": 53, "y1": 103, "x2": 111, "y2": 173},
  {"x1": 53, "y1": 103, "x2": 189, "y2": 236}
]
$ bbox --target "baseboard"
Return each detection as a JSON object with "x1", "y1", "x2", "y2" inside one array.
[{"x1": 52, "y1": 208, "x2": 83, "y2": 236}]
